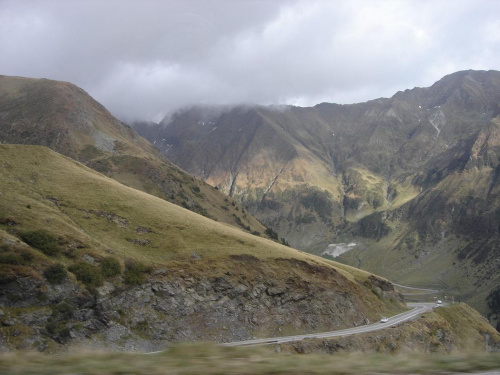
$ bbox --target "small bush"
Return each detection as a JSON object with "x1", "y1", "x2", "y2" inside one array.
[
  {"x1": 124, "y1": 259, "x2": 150, "y2": 285},
  {"x1": 44, "y1": 263, "x2": 67, "y2": 284},
  {"x1": 20, "y1": 230, "x2": 59, "y2": 256},
  {"x1": 46, "y1": 302, "x2": 75, "y2": 343},
  {"x1": 265, "y1": 227, "x2": 279, "y2": 241},
  {"x1": 0, "y1": 253, "x2": 23, "y2": 265},
  {"x1": 20, "y1": 250, "x2": 34, "y2": 262},
  {"x1": 0, "y1": 248, "x2": 33, "y2": 265},
  {"x1": 280, "y1": 237, "x2": 290, "y2": 247},
  {"x1": 68, "y1": 261, "x2": 103, "y2": 287},
  {"x1": 101, "y1": 256, "x2": 121, "y2": 278},
  {"x1": 53, "y1": 302, "x2": 75, "y2": 320}
]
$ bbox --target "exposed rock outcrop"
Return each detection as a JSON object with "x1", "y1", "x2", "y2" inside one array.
[{"x1": 0, "y1": 259, "x2": 403, "y2": 352}]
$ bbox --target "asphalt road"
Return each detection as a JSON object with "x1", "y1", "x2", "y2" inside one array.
[{"x1": 222, "y1": 302, "x2": 438, "y2": 347}]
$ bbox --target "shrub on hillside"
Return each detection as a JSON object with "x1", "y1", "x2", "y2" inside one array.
[
  {"x1": 68, "y1": 261, "x2": 102, "y2": 287},
  {"x1": 45, "y1": 302, "x2": 76, "y2": 343},
  {"x1": 0, "y1": 247, "x2": 34, "y2": 265},
  {"x1": 20, "y1": 250, "x2": 34, "y2": 262},
  {"x1": 124, "y1": 259, "x2": 151, "y2": 285},
  {"x1": 44, "y1": 263, "x2": 67, "y2": 284},
  {"x1": 101, "y1": 256, "x2": 121, "y2": 278},
  {"x1": 19, "y1": 230, "x2": 59, "y2": 256},
  {"x1": 0, "y1": 253, "x2": 23, "y2": 265},
  {"x1": 265, "y1": 227, "x2": 279, "y2": 241}
]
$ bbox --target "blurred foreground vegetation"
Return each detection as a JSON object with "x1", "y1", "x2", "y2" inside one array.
[{"x1": 1, "y1": 342, "x2": 500, "y2": 375}]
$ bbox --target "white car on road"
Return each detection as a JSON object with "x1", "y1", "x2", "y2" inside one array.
[{"x1": 380, "y1": 317, "x2": 389, "y2": 323}]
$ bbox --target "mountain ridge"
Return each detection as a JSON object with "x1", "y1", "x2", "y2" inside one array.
[
  {"x1": 133, "y1": 70, "x2": 500, "y2": 329},
  {"x1": 0, "y1": 75, "x2": 269, "y2": 237}
]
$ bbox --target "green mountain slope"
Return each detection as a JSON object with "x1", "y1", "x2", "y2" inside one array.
[
  {"x1": 133, "y1": 70, "x2": 500, "y2": 328},
  {"x1": 338, "y1": 116, "x2": 500, "y2": 322},
  {"x1": 0, "y1": 144, "x2": 404, "y2": 351},
  {"x1": 0, "y1": 75, "x2": 267, "y2": 237}
]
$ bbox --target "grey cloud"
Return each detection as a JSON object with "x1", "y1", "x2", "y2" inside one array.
[{"x1": 1, "y1": 0, "x2": 499, "y2": 122}]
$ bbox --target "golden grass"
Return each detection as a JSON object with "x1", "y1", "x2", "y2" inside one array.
[
  {"x1": 0, "y1": 75, "x2": 30, "y2": 98},
  {"x1": 0, "y1": 75, "x2": 268, "y2": 236},
  {"x1": 0, "y1": 145, "x2": 370, "y2": 281},
  {"x1": 433, "y1": 303, "x2": 500, "y2": 347},
  {"x1": 388, "y1": 177, "x2": 421, "y2": 208}
]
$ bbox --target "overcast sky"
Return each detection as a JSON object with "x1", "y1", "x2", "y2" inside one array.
[{"x1": 1, "y1": 0, "x2": 499, "y2": 122}]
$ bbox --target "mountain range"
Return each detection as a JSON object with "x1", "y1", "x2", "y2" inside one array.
[
  {"x1": 133, "y1": 70, "x2": 500, "y2": 329},
  {"x1": 0, "y1": 75, "x2": 408, "y2": 351},
  {"x1": 0, "y1": 71, "x2": 498, "y2": 353}
]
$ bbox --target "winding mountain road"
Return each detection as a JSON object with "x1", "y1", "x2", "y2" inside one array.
[{"x1": 222, "y1": 303, "x2": 438, "y2": 347}]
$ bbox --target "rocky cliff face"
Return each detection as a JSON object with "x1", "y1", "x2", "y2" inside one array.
[{"x1": 0, "y1": 257, "x2": 403, "y2": 352}]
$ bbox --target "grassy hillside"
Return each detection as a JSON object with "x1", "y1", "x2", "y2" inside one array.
[
  {"x1": 0, "y1": 145, "x2": 323, "y2": 267},
  {"x1": 0, "y1": 145, "x2": 407, "y2": 351},
  {"x1": 338, "y1": 116, "x2": 500, "y2": 325},
  {"x1": 0, "y1": 75, "x2": 267, "y2": 238}
]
